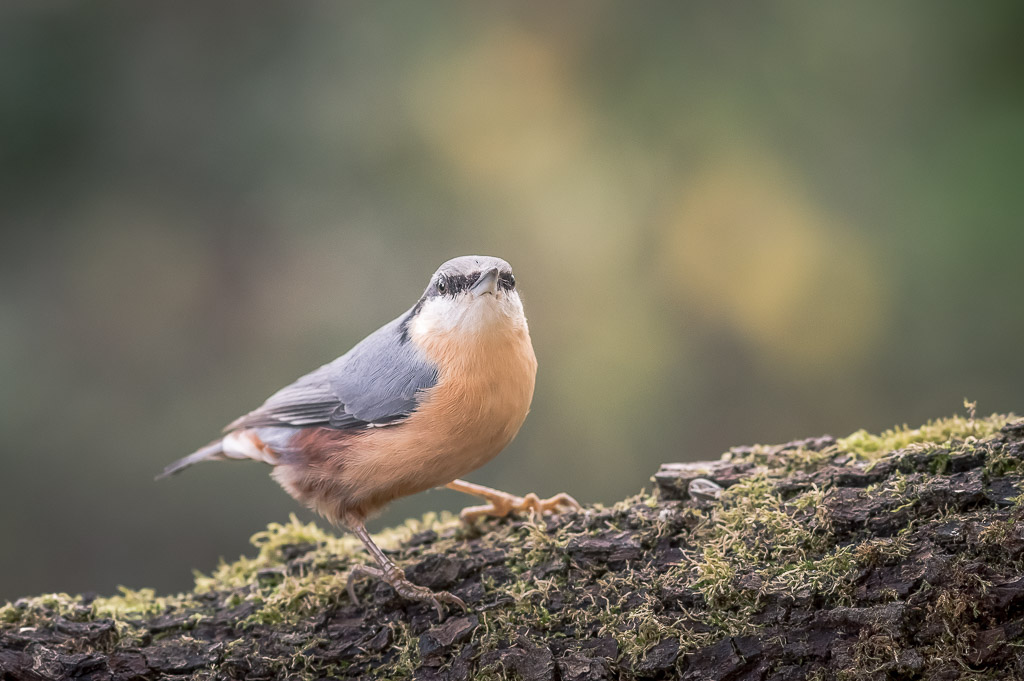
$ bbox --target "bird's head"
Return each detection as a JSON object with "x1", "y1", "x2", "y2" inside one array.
[{"x1": 407, "y1": 255, "x2": 526, "y2": 339}]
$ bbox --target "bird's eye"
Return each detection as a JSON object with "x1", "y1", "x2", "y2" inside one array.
[
  {"x1": 508, "y1": 274, "x2": 516, "y2": 289},
  {"x1": 436, "y1": 279, "x2": 447, "y2": 294}
]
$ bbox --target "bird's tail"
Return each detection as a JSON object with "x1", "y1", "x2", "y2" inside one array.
[
  {"x1": 155, "y1": 439, "x2": 226, "y2": 481},
  {"x1": 156, "y1": 430, "x2": 281, "y2": 481}
]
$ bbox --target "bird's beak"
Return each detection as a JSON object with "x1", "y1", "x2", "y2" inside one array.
[{"x1": 471, "y1": 267, "x2": 500, "y2": 296}]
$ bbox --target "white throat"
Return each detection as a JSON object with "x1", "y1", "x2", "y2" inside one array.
[{"x1": 410, "y1": 291, "x2": 527, "y2": 339}]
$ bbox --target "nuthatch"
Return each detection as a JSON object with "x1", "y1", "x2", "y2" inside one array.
[{"x1": 159, "y1": 255, "x2": 579, "y2": 615}]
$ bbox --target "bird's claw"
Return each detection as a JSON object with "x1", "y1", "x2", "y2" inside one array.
[
  {"x1": 459, "y1": 490, "x2": 582, "y2": 524},
  {"x1": 346, "y1": 563, "x2": 466, "y2": 619},
  {"x1": 346, "y1": 563, "x2": 379, "y2": 607}
]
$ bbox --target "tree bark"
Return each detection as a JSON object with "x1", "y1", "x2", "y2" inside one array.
[{"x1": 3, "y1": 415, "x2": 1023, "y2": 680}]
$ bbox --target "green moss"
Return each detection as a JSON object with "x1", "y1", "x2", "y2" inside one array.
[
  {"x1": 853, "y1": 535, "x2": 912, "y2": 569},
  {"x1": 194, "y1": 512, "x2": 457, "y2": 594},
  {"x1": 0, "y1": 509, "x2": 465, "y2": 664},
  {"x1": 188, "y1": 511, "x2": 460, "y2": 627},
  {"x1": 724, "y1": 442, "x2": 835, "y2": 476},
  {"x1": 92, "y1": 587, "x2": 175, "y2": 620},
  {"x1": 928, "y1": 449, "x2": 951, "y2": 474},
  {"x1": 622, "y1": 603, "x2": 681, "y2": 659},
  {"x1": 699, "y1": 476, "x2": 833, "y2": 564},
  {"x1": 0, "y1": 592, "x2": 90, "y2": 627},
  {"x1": 650, "y1": 467, "x2": 865, "y2": 641},
  {"x1": 978, "y1": 516, "x2": 1017, "y2": 546},
  {"x1": 376, "y1": 619, "x2": 419, "y2": 680},
  {"x1": 245, "y1": 572, "x2": 353, "y2": 626},
  {"x1": 839, "y1": 629, "x2": 903, "y2": 681},
  {"x1": 692, "y1": 544, "x2": 738, "y2": 608},
  {"x1": 985, "y1": 447, "x2": 1022, "y2": 478},
  {"x1": 838, "y1": 411, "x2": 1012, "y2": 460},
  {"x1": 0, "y1": 603, "x2": 19, "y2": 624}
]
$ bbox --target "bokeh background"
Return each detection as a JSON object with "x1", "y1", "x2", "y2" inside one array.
[{"x1": 2, "y1": 2, "x2": 1022, "y2": 602}]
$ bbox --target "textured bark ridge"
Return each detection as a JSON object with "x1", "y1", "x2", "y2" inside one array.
[{"x1": 3, "y1": 413, "x2": 1024, "y2": 680}]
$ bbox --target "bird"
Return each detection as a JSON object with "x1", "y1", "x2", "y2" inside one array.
[{"x1": 158, "y1": 255, "x2": 580, "y2": 616}]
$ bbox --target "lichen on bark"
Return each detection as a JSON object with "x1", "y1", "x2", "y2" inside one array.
[{"x1": 2, "y1": 412, "x2": 1023, "y2": 680}]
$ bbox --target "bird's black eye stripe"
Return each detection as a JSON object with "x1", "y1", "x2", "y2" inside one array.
[
  {"x1": 447, "y1": 274, "x2": 470, "y2": 293},
  {"x1": 434, "y1": 274, "x2": 472, "y2": 296},
  {"x1": 433, "y1": 270, "x2": 514, "y2": 296},
  {"x1": 436, "y1": 272, "x2": 471, "y2": 292}
]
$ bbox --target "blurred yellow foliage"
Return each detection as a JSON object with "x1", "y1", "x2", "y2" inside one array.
[
  {"x1": 662, "y1": 149, "x2": 886, "y2": 375},
  {"x1": 409, "y1": 26, "x2": 588, "y2": 191}
]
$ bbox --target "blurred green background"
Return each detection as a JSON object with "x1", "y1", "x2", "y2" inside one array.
[{"x1": 2, "y1": 2, "x2": 1022, "y2": 602}]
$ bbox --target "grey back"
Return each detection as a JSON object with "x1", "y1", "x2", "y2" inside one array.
[{"x1": 228, "y1": 312, "x2": 438, "y2": 432}]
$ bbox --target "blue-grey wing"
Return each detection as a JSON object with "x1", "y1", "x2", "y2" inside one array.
[{"x1": 226, "y1": 314, "x2": 437, "y2": 432}]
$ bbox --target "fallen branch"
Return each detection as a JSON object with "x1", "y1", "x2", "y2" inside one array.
[{"x1": 2, "y1": 413, "x2": 1023, "y2": 680}]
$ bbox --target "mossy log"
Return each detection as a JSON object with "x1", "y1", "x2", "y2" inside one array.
[{"x1": 3, "y1": 413, "x2": 1024, "y2": 680}]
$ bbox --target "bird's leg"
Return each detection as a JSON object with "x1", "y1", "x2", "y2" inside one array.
[
  {"x1": 346, "y1": 521, "x2": 466, "y2": 619},
  {"x1": 446, "y1": 479, "x2": 581, "y2": 524}
]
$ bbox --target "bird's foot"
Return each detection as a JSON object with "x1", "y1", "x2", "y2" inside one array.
[
  {"x1": 447, "y1": 479, "x2": 581, "y2": 524},
  {"x1": 346, "y1": 563, "x2": 466, "y2": 619},
  {"x1": 459, "y1": 491, "x2": 582, "y2": 524}
]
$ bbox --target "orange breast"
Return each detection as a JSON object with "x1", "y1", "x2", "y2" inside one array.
[{"x1": 339, "y1": 319, "x2": 537, "y2": 516}]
